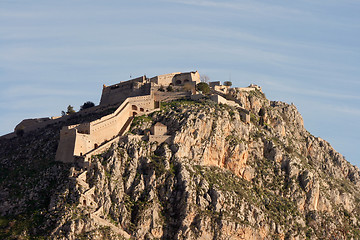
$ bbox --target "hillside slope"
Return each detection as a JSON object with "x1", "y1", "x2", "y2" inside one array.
[{"x1": 1, "y1": 90, "x2": 359, "y2": 239}]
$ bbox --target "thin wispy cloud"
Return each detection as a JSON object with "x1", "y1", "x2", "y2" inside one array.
[
  {"x1": 162, "y1": 0, "x2": 306, "y2": 17},
  {"x1": 330, "y1": 105, "x2": 360, "y2": 117},
  {"x1": 0, "y1": 85, "x2": 85, "y2": 98},
  {"x1": 162, "y1": 0, "x2": 360, "y2": 30}
]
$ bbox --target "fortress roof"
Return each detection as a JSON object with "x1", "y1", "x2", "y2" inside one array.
[{"x1": 154, "y1": 122, "x2": 167, "y2": 127}]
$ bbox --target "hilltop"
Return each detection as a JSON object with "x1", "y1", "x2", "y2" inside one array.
[{"x1": 0, "y1": 72, "x2": 359, "y2": 239}]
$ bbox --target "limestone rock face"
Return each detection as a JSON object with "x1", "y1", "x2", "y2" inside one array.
[{"x1": 1, "y1": 91, "x2": 360, "y2": 239}]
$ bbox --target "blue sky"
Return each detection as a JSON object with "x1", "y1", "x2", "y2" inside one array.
[{"x1": 1, "y1": 0, "x2": 359, "y2": 166}]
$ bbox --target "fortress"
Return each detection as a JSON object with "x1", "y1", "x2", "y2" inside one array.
[
  {"x1": 56, "y1": 71, "x2": 202, "y2": 164},
  {"x1": 99, "y1": 71, "x2": 200, "y2": 106},
  {"x1": 2, "y1": 71, "x2": 260, "y2": 166}
]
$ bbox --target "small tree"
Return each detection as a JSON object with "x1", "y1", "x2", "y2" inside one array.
[
  {"x1": 66, "y1": 105, "x2": 76, "y2": 115},
  {"x1": 223, "y1": 81, "x2": 232, "y2": 87},
  {"x1": 166, "y1": 85, "x2": 173, "y2": 92},
  {"x1": 196, "y1": 82, "x2": 210, "y2": 94},
  {"x1": 200, "y1": 74, "x2": 210, "y2": 83},
  {"x1": 80, "y1": 101, "x2": 95, "y2": 111},
  {"x1": 158, "y1": 85, "x2": 165, "y2": 92}
]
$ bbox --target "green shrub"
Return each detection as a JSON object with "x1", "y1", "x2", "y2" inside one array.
[
  {"x1": 80, "y1": 101, "x2": 95, "y2": 110},
  {"x1": 166, "y1": 85, "x2": 173, "y2": 92},
  {"x1": 66, "y1": 105, "x2": 76, "y2": 114},
  {"x1": 158, "y1": 85, "x2": 165, "y2": 92},
  {"x1": 196, "y1": 82, "x2": 210, "y2": 94},
  {"x1": 223, "y1": 81, "x2": 232, "y2": 87}
]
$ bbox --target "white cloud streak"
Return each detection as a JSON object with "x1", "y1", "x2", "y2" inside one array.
[{"x1": 161, "y1": 0, "x2": 306, "y2": 17}]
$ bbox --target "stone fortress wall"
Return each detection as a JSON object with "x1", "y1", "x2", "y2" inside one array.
[
  {"x1": 234, "y1": 84, "x2": 262, "y2": 92},
  {"x1": 55, "y1": 94, "x2": 158, "y2": 163},
  {"x1": 150, "y1": 71, "x2": 200, "y2": 86},
  {"x1": 150, "y1": 72, "x2": 181, "y2": 86},
  {"x1": 99, "y1": 71, "x2": 201, "y2": 107},
  {"x1": 5, "y1": 102, "x2": 121, "y2": 140},
  {"x1": 99, "y1": 75, "x2": 152, "y2": 106}
]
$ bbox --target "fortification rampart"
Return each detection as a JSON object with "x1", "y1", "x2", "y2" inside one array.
[
  {"x1": 150, "y1": 72, "x2": 181, "y2": 86},
  {"x1": 13, "y1": 115, "x2": 70, "y2": 134},
  {"x1": 210, "y1": 91, "x2": 250, "y2": 123},
  {"x1": 99, "y1": 71, "x2": 200, "y2": 107},
  {"x1": 154, "y1": 91, "x2": 191, "y2": 102},
  {"x1": 55, "y1": 94, "x2": 159, "y2": 163},
  {"x1": 235, "y1": 84, "x2": 262, "y2": 92},
  {"x1": 100, "y1": 76, "x2": 151, "y2": 106},
  {"x1": 2, "y1": 102, "x2": 119, "y2": 140},
  {"x1": 173, "y1": 71, "x2": 200, "y2": 86},
  {"x1": 75, "y1": 135, "x2": 124, "y2": 170},
  {"x1": 56, "y1": 127, "x2": 78, "y2": 163}
]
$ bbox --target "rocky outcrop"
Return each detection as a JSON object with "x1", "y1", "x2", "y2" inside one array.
[{"x1": 1, "y1": 92, "x2": 359, "y2": 239}]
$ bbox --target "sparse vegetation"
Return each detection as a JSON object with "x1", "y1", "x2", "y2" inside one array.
[
  {"x1": 66, "y1": 105, "x2": 76, "y2": 114},
  {"x1": 158, "y1": 85, "x2": 165, "y2": 92},
  {"x1": 80, "y1": 101, "x2": 95, "y2": 110},
  {"x1": 200, "y1": 74, "x2": 210, "y2": 83},
  {"x1": 130, "y1": 115, "x2": 153, "y2": 129},
  {"x1": 166, "y1": 85, "x2": 173, "y2": 92},
  {"x1": 223, "y1": 81, "x2": 232, "y2": 87},
  {"x1": 196, "y1": 82, "x2": 210, "y2": 94}
]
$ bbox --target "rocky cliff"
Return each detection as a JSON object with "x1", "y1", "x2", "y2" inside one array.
[{"x1": 1, "y1": 89, "x2": 359, "y2": 239}]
